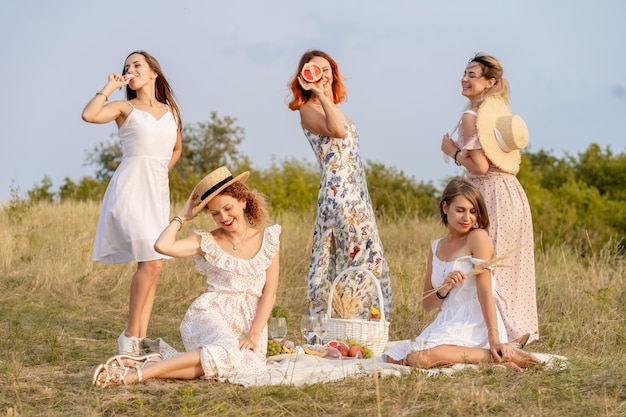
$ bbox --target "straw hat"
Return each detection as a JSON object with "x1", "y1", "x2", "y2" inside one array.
[
  {"x1": 192, "y1": 166, "x2": 250, "y2": 215},
  {"x1": 476, "y1": 96, "x2": 529, "y2": 175}
]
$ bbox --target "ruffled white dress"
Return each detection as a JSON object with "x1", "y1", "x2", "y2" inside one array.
[
  {"x1": 383, "y1": 239, "x2": 507, "y2": 361},
  {"x1": 92, "y1": 104, "x2": 177, "y2": 263},
  {"x1": 180, "y1": 225, "x2": 281, "y2": 381}
]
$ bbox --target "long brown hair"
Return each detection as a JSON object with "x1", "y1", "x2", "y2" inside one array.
[
  {"x1": 122, "y1": 50, "x2": 182, "y2": 132},
  {"x1": 467, "y1": 52, "x2": 510, "y2": 108},
  {"x1": 439, "y1": 177, "x2": 490, "y2": 231},
  {"x1": 287, "y1": 50, "x2": 347, "y2": 111}
]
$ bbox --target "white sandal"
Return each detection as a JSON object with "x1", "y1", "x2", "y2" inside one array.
[
  {"x1": 92, "y1": 364, "x2": 142, "y2": 387},
  {"x1": 105, "y1": 352, "x2": 162, "y2": 369}
]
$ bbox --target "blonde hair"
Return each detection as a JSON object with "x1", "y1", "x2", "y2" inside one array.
[{"x1": 467, "y1": 52, "x2": 510, "y2": 108}]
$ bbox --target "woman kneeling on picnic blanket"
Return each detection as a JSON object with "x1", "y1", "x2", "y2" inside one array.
[{"x1": 383, "y1": 177, "x2": 539, "y2": 372}]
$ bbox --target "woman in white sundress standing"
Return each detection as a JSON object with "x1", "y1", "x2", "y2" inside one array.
[{"x1": 82, "y1": 50, "x2": 182, "y2": 355}]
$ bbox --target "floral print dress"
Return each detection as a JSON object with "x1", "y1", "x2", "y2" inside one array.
[{"x1": 303, "y1": 122, "x2": 391, "y2": 320}]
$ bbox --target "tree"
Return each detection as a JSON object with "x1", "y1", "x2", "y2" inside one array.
[{"x1": 27, "y1": 175, "x2": 55, "y2": 202}]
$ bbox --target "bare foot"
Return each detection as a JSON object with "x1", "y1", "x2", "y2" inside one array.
[{"x1": 511, "y1": 347, "x2": 541, "y2": 369}]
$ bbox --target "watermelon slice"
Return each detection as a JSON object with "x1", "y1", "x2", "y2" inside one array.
[{"x1": 301, "y1": 62, "x2": 322, "y2": 83}]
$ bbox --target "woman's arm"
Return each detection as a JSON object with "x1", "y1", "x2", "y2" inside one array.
[
  {"x1": 81, "y1": 73, "x2": 130, "y2": 124},
  {"x1": 297, "y1": 77, "x2": 347, "y2": 138},
  {"x1": 241, "y1": 251, "x2": 280, "y2": 350},
  {"x1": 469, "y1": 229, "x2": 507, "y2": 361},
  {"x1": 154, "y1": 191, "x2": 202, "y2": 258},
  {"x1": 456, "y1": 113, "x2": 490, "y2": 174},
  {"x1": 421, "y1": 249, "x2": 444, "y2": 312},
  {"x1": 168, "y1": 130, "x2": 182, "y2": 169}
]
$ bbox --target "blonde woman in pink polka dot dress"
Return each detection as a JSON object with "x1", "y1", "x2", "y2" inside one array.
[{"x1": 441, "y1": 53, "x2": 538, "y2": 346}]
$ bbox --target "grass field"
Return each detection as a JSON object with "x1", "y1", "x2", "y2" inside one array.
[{"x1": 1, "y1": 201, "x2": 624, "y2": 416}]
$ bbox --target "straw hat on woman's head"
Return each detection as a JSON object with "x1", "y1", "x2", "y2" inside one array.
[
  {"x1": 192, "y1": 166, "x2": 250, "y2": 215},
  {"x1": 476, "y1": 96, "x2": 529, "y2": 175}
]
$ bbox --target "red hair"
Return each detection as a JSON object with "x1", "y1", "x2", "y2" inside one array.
[{"x1": 287, "y1": 50, "x2": 347, "y2": 111}]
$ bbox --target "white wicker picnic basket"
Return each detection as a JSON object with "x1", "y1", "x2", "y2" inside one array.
[{"x1": 324, "y1": 267, "x2": 389, "y2": 356}]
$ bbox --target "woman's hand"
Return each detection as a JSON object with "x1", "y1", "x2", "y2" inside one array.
[
  {"x1": 298, "y1": 76, "x2": 324, "y2": 97},
  {"x1": 239, "y1": 334, "x2": 258, "y2": 351},
  {"x1": 105, "y1": 72, "x2": 132, "y2": 90},
  {"x1": 444, "y1": 270, "x2": 466, "y2": 289},
  {"x1": 490, "y1": 341, "x2": 514, "y2": 363},
  {"x1": 175, "y1": 190, "x2": 201, "y2": 222},
  {"x1": 441, "y1": 133, "x2": 460, "y2": 158}
]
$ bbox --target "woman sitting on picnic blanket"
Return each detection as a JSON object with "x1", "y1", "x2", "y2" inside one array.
[
  {"x1": 92, "y1": 167, "x2": 281, "y2": 387},
  {"x1": 383, "y1": 177, "x2": 539, "y2": 371}
]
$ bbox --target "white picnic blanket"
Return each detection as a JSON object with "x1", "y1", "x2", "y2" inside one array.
[{"x1": 148, "y1": 338, "x2": 568, "y2": 387}]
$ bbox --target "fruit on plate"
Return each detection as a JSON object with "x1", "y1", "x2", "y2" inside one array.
[
  {"x1": 304, "y1": 345, "x2": 328, "y2": 357},
  {"x1": 282, "y1": 341, "x2": 294, "y2": 354},
  {"x1": 301, "y1": 62, "x2": 322, "y2": 83},
  {"x1": 345, "y1": 339, "x2": 373, "y2": 359},
  {"x1": 348, "y1": 344, "x2": 364, "y2": 358},
  {"x1": 327, "y1": 340, "x2": 350, "y2": 357},
  {"x1": 267, "y1": 339, "x2": 282, "y2": 356}
]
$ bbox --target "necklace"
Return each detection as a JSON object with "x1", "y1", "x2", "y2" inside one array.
[{"x1": 224, "y1": 226, "x2": 248, "y2": 250}]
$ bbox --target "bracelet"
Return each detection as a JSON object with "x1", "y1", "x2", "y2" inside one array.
[
  {"x1": 453, "y1": 149, "x2": 462, "y2": 166},
  {"x1": 435, "y1": 289, "x2": 449, "y2": 300},
  {"x1": 487, "y1": 327, "x2": 498, "y2": 333},
  {"x1": 171, "y1": 216, "x2": 184, "y2": 228},
  {"x1": 95, "y1": 92, "x2": 108, "y2": 101}
]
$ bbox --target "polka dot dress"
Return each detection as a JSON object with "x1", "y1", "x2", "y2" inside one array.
[{"x1": 457, "y1": 112, "x2": 539, "y2": 343}]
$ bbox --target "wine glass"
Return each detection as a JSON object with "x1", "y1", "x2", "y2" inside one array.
[
  {"x1": 312, "y1": 314, "x2": 329, "y2": 345},
  {"x1": 269, "y1": 317, "x2": 287, "y2": 343},
  {"x1": 300, "y1": 315, "x2": 313, "y2": 345}
]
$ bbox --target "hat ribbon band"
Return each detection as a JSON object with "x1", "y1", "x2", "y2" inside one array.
[
  {"x1": 201, "y1": 175, "x2": 234, "y2": 200},
  {"x1": 494, "y1": 128, "x2": 513, "y2": 153}
]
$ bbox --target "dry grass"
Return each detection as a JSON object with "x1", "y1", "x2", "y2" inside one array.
[{"x1": 1, "y1": 201, "x2": 625, "y2": 416}]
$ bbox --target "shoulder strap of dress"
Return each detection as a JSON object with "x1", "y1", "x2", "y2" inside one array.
[{"x1": 463, "y1": 110, "x2": 477, "y2": 117}]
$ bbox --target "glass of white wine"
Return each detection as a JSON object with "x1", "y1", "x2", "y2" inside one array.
[
  {"x1": 301, "y1": 315, "x2": 313, "y2": 345},
  {"x1": 312, "y1": 314, "x2": 329, "y2": 345},
  {"x1": 269, "y1": 317, "x2": 287, "y2": 343}
]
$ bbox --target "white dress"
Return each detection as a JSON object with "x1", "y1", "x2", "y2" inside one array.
[
  {"x1": 383, "y1": 239, "x2": 507, "y2": 361},
  {"x1": 180, "y1": 225, "x2": 281, "y2": 381},
  {"x1": 92, "y1": 104, "x2": 177, "y2": 263}
]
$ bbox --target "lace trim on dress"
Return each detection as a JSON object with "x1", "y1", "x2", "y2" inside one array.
[{"x1": 192, "y1": 224, "x2": 281, "y2": 276}]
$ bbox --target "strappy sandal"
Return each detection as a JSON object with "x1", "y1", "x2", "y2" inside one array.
[
  {"x1": 92, "y1": 364, "x2": 143, "y2": 387},
  {"x1": 105, "y1": 352, "x2": 162, "y2": 369},
  {"x1": 510, "y1": 333, "x2": 530, "y2": 349}
]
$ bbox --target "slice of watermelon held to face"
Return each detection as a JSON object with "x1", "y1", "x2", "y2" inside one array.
[{"x1": 301, "y1": 62, "x2": 323, "y2": 83}]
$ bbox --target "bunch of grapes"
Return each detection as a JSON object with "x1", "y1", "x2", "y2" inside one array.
[{"x1": 267, "y1": 339, "x2": 282, "y2": 356}]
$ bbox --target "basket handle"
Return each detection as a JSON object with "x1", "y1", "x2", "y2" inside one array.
[{"x1": 325, "y1": 266, "x2": 387, "y2": 323}]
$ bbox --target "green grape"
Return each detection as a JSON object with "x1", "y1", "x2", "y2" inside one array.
[
  {"x1": 267, "y1": 340, "x2": 282, "y2": 356},
  {"x1": 363, "y1": 346, "x2": 373, "y2": 359}
]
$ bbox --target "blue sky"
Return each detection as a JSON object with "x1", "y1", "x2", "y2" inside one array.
[{"x1": 1, "y1": 0, "x2": 624, "y2": 202}]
